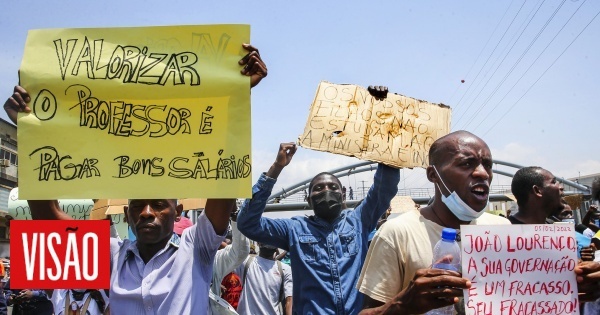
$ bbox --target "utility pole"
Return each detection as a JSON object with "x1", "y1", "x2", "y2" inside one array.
[{"x1": 360, "y1": 180, "x2": 367, "y2": 200}]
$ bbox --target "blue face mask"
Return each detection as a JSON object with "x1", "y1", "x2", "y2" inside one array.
[{"x1": 433, "y1": 165, "x2": 488, "y2": 222}]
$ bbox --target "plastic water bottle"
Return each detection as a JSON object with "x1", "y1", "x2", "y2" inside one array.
[{"x1": 425, "y1": 228, "x2": 461, "y2": 315}]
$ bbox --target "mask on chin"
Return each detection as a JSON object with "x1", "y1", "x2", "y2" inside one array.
[
  {"x1": 311, "y1": 190, "x2": 343, "y2": 221},
  {"x1": 433, "y1": 165, "x2": 487, "y2": 222}
]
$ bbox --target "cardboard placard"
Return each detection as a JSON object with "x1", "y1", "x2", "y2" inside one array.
[{"x1": 298, "y1": 82, "x2": 451, "y2": 168}]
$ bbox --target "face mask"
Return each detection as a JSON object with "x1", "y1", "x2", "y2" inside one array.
[
  {"x1": 311, "y1": 190, "x2": 343, "y2": 221},
  {"x1": 433, "y1": 165, "x2": 487, "y2": 222}
]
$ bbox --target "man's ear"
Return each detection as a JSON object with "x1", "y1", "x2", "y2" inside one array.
[
  {"x1": 533, "y1": 185, "x2": 543, "y2": 198},
  {"x1": 426, "y1": 165, "x2": 437, "y2": 183},
  {"x1": 123, "y1": 206, "x2": 129, "y2": 225}
]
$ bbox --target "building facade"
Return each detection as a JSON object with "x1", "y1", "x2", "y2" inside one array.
[{"x1": 0, "y1": 117, "x2": 17, "y2": 255}]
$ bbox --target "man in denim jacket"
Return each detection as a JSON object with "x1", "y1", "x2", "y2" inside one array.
[{"x1": 237, "y1": 142, "x2": 399, "y2": 315}]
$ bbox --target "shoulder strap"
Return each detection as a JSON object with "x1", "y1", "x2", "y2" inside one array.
[
  {"x1": 242, "y1": 255, "x2": 256, "y2": 287},
  {"x1": 277, "y1": 260, "x2": 284, "y2": 302},
  {"x1": 80, "y1": 294, "x2": 93, "y2": 315}
]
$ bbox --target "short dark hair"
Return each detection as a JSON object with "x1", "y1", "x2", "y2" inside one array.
[
  {"x1": 428, "y1": 130, "x2": 483, "y2": 167},
  {"x1": 308, "y1": 172, "x2": 342, "y2": 194},
  {"x1": 511, "y1": 167, "x2": 545, "y2": 206},
  {"x1": 592, "y1": 177, "x2": 600, "y2": 201}
]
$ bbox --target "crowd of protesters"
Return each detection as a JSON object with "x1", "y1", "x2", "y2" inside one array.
[{"x1": 1, "y1": 43, "x2": 600, "y2": 315}]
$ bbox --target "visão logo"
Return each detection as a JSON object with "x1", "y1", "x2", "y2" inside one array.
[{"x1": 10, "y1": 220, "x2": 110, "y2": 289}]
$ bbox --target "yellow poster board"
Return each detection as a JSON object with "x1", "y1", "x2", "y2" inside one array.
[
  {"x1": 18, "y1": 25, "x2": 252, "y2": 199},
  {"x1": 298, "y1": 82, "x2": 451, "y2": 168}
]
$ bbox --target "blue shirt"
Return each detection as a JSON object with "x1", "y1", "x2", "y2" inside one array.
[
  {"x1": 237, "y1": 164, "x2": 399, "y2": 315},
  {"x1": 109, "y1": 211, "x2": 225, "y2": 315}
]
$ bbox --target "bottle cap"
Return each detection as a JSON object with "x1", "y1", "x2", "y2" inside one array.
[{"x1": 441, "y1": 228, "x2": 457, "y2": 241}]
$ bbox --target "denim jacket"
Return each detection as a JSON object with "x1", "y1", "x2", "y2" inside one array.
[{"x1": 237, "y1": 164, "x2": 399, "y2": 315}]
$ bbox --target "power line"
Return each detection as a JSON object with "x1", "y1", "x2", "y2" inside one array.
[
  {"x1": 447, "y1": 0, "x2": 517, "y2": 107},
  {"x1": 454, "y1": 0, "x2": 549, "y2": 129},
  {"x1": 482, "y1": 7, "x2": 600, "y2": 136},
  {"x1": 461, "y1": 0, "x2": 567, "y2": 130},
  {"x1": 454, "y1": 0, "x2": 546, "y2": 128},
  {"x1": 470, "y1": 0, "x2": 589, "y2": 132},
  {"x1": 450, "y1": 0, "x2": 527, "y2": 120}
]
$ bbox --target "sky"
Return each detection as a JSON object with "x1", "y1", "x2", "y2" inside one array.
[{"x1": 1, "y1": 0, "x2": 599, "y2": 201}]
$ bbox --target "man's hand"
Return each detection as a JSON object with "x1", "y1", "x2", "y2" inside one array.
[
  {"x1": 239, "y1": 44, "x2": 267, "y2": 88},
  {"x1": 4, "y1": 85, "x2": 31, "y2": 124},
  {"x1": 375, "y1": 268, "x2": 470, "y2": 315},
  {"x1": 575, "y1": 261, "x2": 600, "y2": 302},
  {"x1": 367, "y1": 85, "x2": 388, "y2": 100},
  {"x1": 17, "y1": 289, "x2": 34, "y2": 301},
  {"x1": 266, "y1": 143, "x2": 297, "y2": 179},
  {"x1": 581, "y1": 245, "x2": 596, "y2": 262},
  {"x1": 274, "y1": 142, "x2": 297, "y2": 168}
]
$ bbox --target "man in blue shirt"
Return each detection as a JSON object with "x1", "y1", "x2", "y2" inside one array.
[{"x1": 237, "y1": 142, "x2": 400, "y2": 315}]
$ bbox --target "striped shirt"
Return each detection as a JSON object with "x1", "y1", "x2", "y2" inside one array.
[{"x1": 109, "y1": 212, "x2": 225, "y2": 314}]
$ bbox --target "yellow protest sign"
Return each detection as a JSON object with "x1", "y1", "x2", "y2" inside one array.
[
  {"x1": 18, "y1": 25, "x2": 252, "y2": 199},
  {"x1": 298, "y1": 82, "x2": 451, "y2": 168}
]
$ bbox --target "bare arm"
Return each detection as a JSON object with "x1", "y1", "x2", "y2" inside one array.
[
  {"x1": 5, "y1": 86, "x2": 67, "y2": 220},
  {"x1": 285, "y1": 296, "x2": 293, "y2": 315},
  {"x1": 276, "y1": 250, "x2": 288, "y2": 261},
  {"x1": 28, "y1": 200, "x2": 72, "y2": 220},
  {"x1": 582, "y1": 205, "x2": 599, "y2": 232},
  {"x1": 204, "y1": 199, "x2": 236, "y2": 236}
]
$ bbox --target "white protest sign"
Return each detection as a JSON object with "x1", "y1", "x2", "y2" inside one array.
[{"x1": 461, "y1": 224, "x2": 579, "y2": 315}]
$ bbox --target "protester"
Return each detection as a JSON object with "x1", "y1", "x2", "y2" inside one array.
[
  {"x1": 234, "y1": 244, "x2": 292, "y2": 315},
  {"x1": 3, "y1": 280, "x2": 53, "y2": 315},
  {"x1": 210, "y1": 211, "x2": 250, "y2": 315},
  {"x1": 4, "y1": 43, "x2": 267, "y2": 315},
  {"x1": 237, "y1": 125, "x2": 400, "y2": 314},
  {"x1": 0, "y1": 286, "x2": 5, "y2": 315},
  {"x1": 358, "y1": 130, "x2": 510, "y2": 315},
  {"x1": 553, "y1": 203, "x2": 574, "y2": 222},
  {"x1": 508, "y1": 166, "x2": 565, "y2": 224},
  {"x1": 582, "y1": 202, "x2": 600, "y2": 233},
  {"x1": 173, "y1": 211, "x2": 194, "y2": 236},
  {"x1": 507, "y1": 166, "x2": 600, "y2": 311},
  {"x1": 51, "y1": 289, "x2": 109, "y2": 315}
]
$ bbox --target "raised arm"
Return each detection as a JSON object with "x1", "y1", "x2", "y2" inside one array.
[
  {"x1": 211, "y1": 218, "x2": 250, "y2": 295},
  {"x1": 203, "y1": 45, "x2": 267, "y2": 235},
  {"x1": 353, "y1": 85, "x2": 400, "y2": 229},
  {"x1": 354, "y1": 164, "x2": 400, "y2": 231},
  {"x1": 582, "y1": 205, "x2": 599, "y2": 232},
  {"x1": 4, "y1": 85, "x2": 68, "y2": 220},
  {"x1": 239, "y1": 44, "x2": 267, "y2": 88},
  {"x1": 237, "y1": 143, "x2": 297, "y2": 250},
  {"x1": 204, "y1": 199, "x2": 236, "y2": 236}
]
